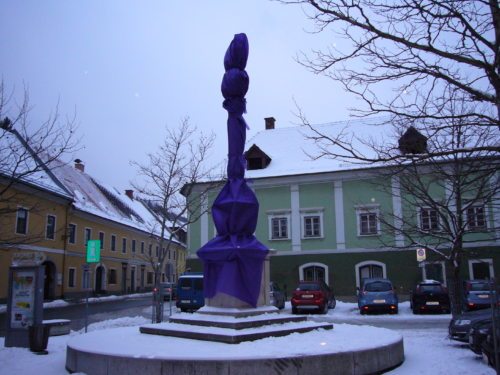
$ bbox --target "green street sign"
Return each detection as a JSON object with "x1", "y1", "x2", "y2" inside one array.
[{"x1": 86, "y1": 240, "x2": 101, "y2": 263}]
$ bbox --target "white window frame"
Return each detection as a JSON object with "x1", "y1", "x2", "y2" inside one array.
[
  {"x1": 465, "y1": 203, "x2": 488, "y2": 231},
  {"x1": 300, "y1": 209, "x2": 324, "y2": 239},
  {"x1": 46, "y1": 214, "x2": 56, "y2": 240},
  {"x1": 68, "y1": 223, "x2": 77, "y2": 244},
  {"x1": 15, "y1": 207, "x2": 29, "y2": 235},
  {"x1": 421, "y1": 261, "x2": 447, "y2": 286},
  {"x1": 122, "y1": 237, "x2": 127, "y2": 254},
  {"x1": 355, "y1": 205, "x2": 380, "y2": 236},
  {"x1": 84, "y1": 227, "x2": 92, "y2": 245},
  {"x1": 111, "y1": 234, "x2": 117, "y2": 252},
  {"x1": 268, "y1": 212, "x2": 291, "y2": 241},
  {"x1": 299, "y1": 262, "x2": 329, "y2": 285},
  {"x1": 468, "y1": 259, "x2": 494, "y2": 280},
  {"x1": 355, "y1": 261, "x2": 387, "y2": 288},
  {"x1": 108, "y1": 268, "x2": 118, "y2": 284},
  {"x1": 68, "y1": 267, "x2": 76, "y2": 288},
  {"x1": 418, "y1": 206, "x2": 440, "y2": 232},
  {"x1": 99, "y1": 231, "x2": 105, "y2": 250}
]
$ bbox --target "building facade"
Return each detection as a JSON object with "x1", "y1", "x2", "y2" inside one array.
[
  {"x1": 184, "y1": 119, "x2": 499, "y2": 297},
  {"x1": 0, "y1": 130, "x2": 186, "y2": 303}
]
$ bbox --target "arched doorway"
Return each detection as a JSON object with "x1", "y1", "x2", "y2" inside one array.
[
  {"x1": 42, "y1": 260, "x2": 56, "y2": 300},
  {"x1": 299, "y1": 262, "x2": 329, "y2": 285},
  {"x1": 355, "y1": 260, "x2": 386, "y2": 288}
]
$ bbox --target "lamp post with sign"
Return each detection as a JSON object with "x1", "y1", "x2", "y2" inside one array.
[{"x1": 84, "y1": 240, "x2": 100, "y2": 332}]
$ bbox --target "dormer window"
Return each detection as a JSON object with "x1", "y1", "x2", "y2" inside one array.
[
  {"x1": 245, "y1": 144, "x2": 271, "y2": 170},
  {"x1": 398, "y1": 126, "x2": 428, "y2": 154}
]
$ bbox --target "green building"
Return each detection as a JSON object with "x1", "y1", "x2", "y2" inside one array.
[{"x1": 184, "y1": 118, "x2": 499, "y2": 298}]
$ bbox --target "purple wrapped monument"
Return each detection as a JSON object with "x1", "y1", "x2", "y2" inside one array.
[{"x1": 197, "y1": 34, "x2": 269, "y2": 307}]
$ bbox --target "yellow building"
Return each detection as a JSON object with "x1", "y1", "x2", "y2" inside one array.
[{"x1": 0, "y1": 130, "x2": 186, "y2": 302}]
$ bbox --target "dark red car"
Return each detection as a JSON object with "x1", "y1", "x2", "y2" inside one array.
[{"x1": 291, "y1": 280, "x2": 336, "y2": 314}]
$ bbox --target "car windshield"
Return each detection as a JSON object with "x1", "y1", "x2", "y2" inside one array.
[
  {"x1": 419, "y1": 285, "x2": 442, "y2": 292},
  {"x1": 365, "y1": 281, "x2": 392, "y2": 292},
  {"x1": 297, "y1": 283, "x2": 320, "y2": 291}
]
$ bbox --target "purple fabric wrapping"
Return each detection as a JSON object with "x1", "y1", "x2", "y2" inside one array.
[{"x1": 197, "y1": 33, "x2": 269, "y2": 307}]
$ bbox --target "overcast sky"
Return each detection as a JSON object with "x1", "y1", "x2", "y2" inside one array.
[{"x1": 0, "y1": 1, "x2": 356, "y2": 191}]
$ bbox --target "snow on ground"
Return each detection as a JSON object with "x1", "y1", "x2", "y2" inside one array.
[{"x1": 0, "y1": 300, "x2": 494, "y2": 374}]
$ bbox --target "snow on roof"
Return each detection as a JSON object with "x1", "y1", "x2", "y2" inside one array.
[
  {"x1": 245, "y1": 117, "x2": 393, "y2": 179},
  {"x1": 50, "y1": 160, "x2": 180, "y2": 242},
  {"x1": 0, "y1": 129, "x2": 72, "y2": 198}
]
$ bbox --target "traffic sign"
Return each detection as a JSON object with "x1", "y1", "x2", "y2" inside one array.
[
  {"x1": 416, "y1": 248, "x2": 426, "y2": 262},
  {"x1": 86, "y1": 240, "x2": 101, "y2": 263}
]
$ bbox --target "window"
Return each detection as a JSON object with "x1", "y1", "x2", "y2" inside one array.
[
  {"x1": 359, "y1": 264, "x2": 384, "y2": 281},
  {"x1": 68, "y1": 268, "x2": 76, "y2": 288},
  {"x1": 149, "y1": 244, "x2": 152, "y2": 256},
  {"x1": 111, "y1": 235, "x2": 116, "y2": 251},
  {"x1": 301, "y1": 211, "x2": 323, "y2": 238},
  {"x1": 99, "y1": 232, "x2": 104, "y2": 249},
  {"x1": 303, "y1": 265, "x2": 325, "y2": 282},
  {"x1": 419, "y1": 207, "x2": 439, "y2": 232},
  {"x1": 46, "y1": 215, "x2": 56, "y2": 240},
  {"x1": 15, "y1": 208, "x2": 28, "y2": 235},
  {"x1": 141, "y1": 241, "x2": 145, "y2": 254},
  {"x1": 84, "y1": 228, "x2": 92, "y2": 245},
  {"x1": 147, "y1": 272, "x2": 153, "y2": 284},
  {"x1": 132, "y1": 239, "x2": 136, "y2": 253},
  {"x1": 269, "y1": 214, "x2": 290, "y2": 240},
  {"x1": 423, "y1": 262, "x2": 445, "y2": 284},
  {"x1": 469, "y1": 259, "x2": 493, "y2": 280},
  {"x1": 356, "y1": 205, "x2": 380, "y2": 236},
  {"x1": 156, "y1": 246, "x2": 159, "y2": 257},
  {"x1": 108, "y1": 269, "x2": 117, "y2": 284},
  {"x1": 68, "y1": 224, "x2": 76, "y2": 244},
  {"x1": 173, "y1": 250, "x2": 176, "y2": 260},
  {"x1": 467, "y1": 205, "x2": 487, "y2": 231},
  {"x1": 122, "y1": 238, "x2": 127, "y2": 254}
]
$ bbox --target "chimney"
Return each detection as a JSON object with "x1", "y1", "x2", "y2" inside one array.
[
  {"x1": 74, "y1": 159, "x2": 85, "y2": 172},
  {"x1": 264, "y1": 117, "x2": 275, "y2": 130},
  {"x1": 125, "y1": 189, "x2": 134, "y2": 200}
]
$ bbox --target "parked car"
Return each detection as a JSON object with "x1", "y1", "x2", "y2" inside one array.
[
  {"x1": 463, "y1": 280, "x2": 498, "y2": 311},
  {"x1": 481, "y1": 323, "x2": 500, "y2": 368},
  {"x1": 468, "y1": 317, "x2": 495, "y2": 355},
  {"x1": 358, "y1": 278, "x2": 398, "y2": 314},
  {"x1": 449, "y1": 308, "x2": 492, "y2": 342},
  {"x1": 291, "y1": 280, "x2": 336, "y2": 314},
  {"x1": 269, "y1": 282, "x2": 285, "y2": 310},
  {"x1": 176, "y1": 272, "x2": 204, "y2": 312},
  {"x1": 159, "y1": 282, "x2": 177, "y2": 301},
  {"x1": 410, "y1": 280, "x2": 450, "y2": 314}
]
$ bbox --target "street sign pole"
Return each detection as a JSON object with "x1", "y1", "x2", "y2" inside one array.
[{"x1": 84, "y1": 240, "x2": 100, "y2": 333}]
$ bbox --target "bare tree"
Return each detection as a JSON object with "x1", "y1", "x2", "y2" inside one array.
[
  {"x1": 279, "y1": 0, "x2": 499, "y2": 156},
  {"x1": 132, "y1": 118, "x2": 220, "y2": 322},
  {"x1": 279, "y1": 1, "x2": 500, "y2": 315},
  {"x1": 370, "y1": 116, "x2": 500, "y2": 316},
  {"x1": 0, "y1": 80, "x2": 79, "y2": 247}
]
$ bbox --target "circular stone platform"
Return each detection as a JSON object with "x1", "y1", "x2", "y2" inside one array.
[{"x1": 66, "y1": 322, "x2": 404, "y2": 375}]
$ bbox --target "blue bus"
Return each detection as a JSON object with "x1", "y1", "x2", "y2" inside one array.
[{"x1": 176, "y1": 272, "x2": 204, "y2": 312}]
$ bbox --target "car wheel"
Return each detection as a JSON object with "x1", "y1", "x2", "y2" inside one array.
[
  {"x1": 292, "y1": 306, "x2": 298, "y2": 314},
  {"x1": 360, "y1": 309, "x2": 366, "y2": 315},
  {"x1": 181, "y1": 308, "x2": 187, "y2": 313},
  {"x1": 412, "y1": 307, "x2": 419, "y2": 314},
  {"x1": 321, "y1": 303, "x2": 328, "y2": 314}
]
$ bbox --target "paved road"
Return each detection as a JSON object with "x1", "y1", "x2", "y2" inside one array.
[{"x1": 0, "y1": 296, "x2": 157, "y2": 336}]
